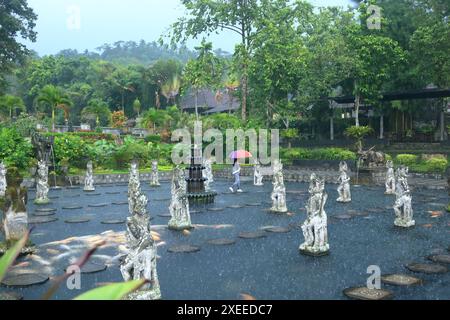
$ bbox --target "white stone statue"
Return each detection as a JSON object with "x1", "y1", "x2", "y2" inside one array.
[
  {"x1": 84, "y1": 161, "x2": 95, "y2": 192},
  {"x1": 300, "y1": 174, "x2": 329, "y2": 256},
  {"x1": 121, "y1": 161, "x2": 161, "y2": 300},
  {"x1": 385, "y1": 160, "x2": 396, "y2": 195},
  {"x1": 2, "y1": 168, "x2": 28, "y2": 243},
  {"x1": 149, "y1": 161, "x2": 160, "y2": 186},
  {"x1": 34, "y1": 160, "x2": 50, "y2": 205},
  {"x1": 0, "y1": 162, "x2": 7, "y2": 197},
  {"x1": 393, "y1": 166, "x2": 415, "y2": 228},
  {"x1": 203, "y1": 158, "x2": 214, "y2": 192},
  {"x1": 168, "y1": 166, "x2": 192, "y2": 231},
  {"x1": 254, "y1": 162, "x2": 264, "y2": 186},
  {"x1": 337, "y1": 161, "x2": 351, "y2": 203},
  {"x1": 270, "y1": 160, "x2": 288, "y2": 213}
]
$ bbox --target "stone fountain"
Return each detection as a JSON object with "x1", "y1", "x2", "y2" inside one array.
[
  {"x1": 185, "y1": 146, "x2": 216, "y2": 204},
  {"x1": 385, "y1": 160, "x2": 396, "y2": 195},
  {"x1": 149, "y1": 161, "x2": 160, "y2": 187},
  {"x1": 300, "y1": 173, "x2": 330, "y2": 256},
  {"x1": 270, "y1": 160, "x2": 288, "y2": 213},
  {"x1": 337, "y1": 161, "x2": 351, "y2": 203},
  {"x1": 120, "y1": 160, "x2": 161, "y2": 300},
  {"x1": 168, "y1": 166, "x2": 192, "y2": 231},
  {"x1": 254, "y1": 161, "x2": 264, "y2": 186},
  {"x1": 393, "y1": 166, "x2": 415, "y2": 228},
  {"x1": 83, "y1": 161, "x2": 95, "y2": 192},
  {"x1": 0, "y1": 167, "x2": 33, "y2": 255},
  {"x1": 34, "y1": 160, "x2": 50, "y2": 205}
]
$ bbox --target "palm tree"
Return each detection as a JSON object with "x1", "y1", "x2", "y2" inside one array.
[
  {"x1": 81, "y1": 98, "x2": 112, "y2": 127},
  {"x1": 0, "y1": 95, "x2": 26, "y2": 120},
  {"x1": 36, "y1": 85, "x2": 72, "y2": 131}
]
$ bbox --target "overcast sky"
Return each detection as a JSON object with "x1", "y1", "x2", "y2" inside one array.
[{"x1": 25, "y1": 0, "x2": 353, "y2": 56}]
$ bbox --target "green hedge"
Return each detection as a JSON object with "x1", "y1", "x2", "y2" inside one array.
[
  {"x1": 394, "y1": 154, "x2": 448, "y2": 173},
  {"x1": 281, "y1": 147, "x2": 357, "y2": 162},
  {"x1": 0, "y1": 127, "x2": 33, "y2": 170}
]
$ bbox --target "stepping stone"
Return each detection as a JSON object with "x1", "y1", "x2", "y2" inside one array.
[
  {"x1": 36, "y1": 208, "x2": 57, "y2": 213},
  {"x1": 112, "y1": 202, "x2": 128, "y2": 206},
  {"x1": 246, "y1": 203, "x2": 262, "y2": 207},
  {"x1": 101, "y1": 219, "x2": 126, "y2": 225},
  {"x1": 106, "y1": 192, "x2": 121, "y2": 195},
  {"x1": 333, "y1": 214, "x2": 353, "y2": 220},
  {"x1": 263, "y1": 226, "x2": 291, "y2": 234},
  {"x1": 65, "y1": 262, "x2": 107, "y2": 274},
  {"x1": 0, "y1": 292, "x2": 23, "y2": 300},
  {"x1": 86, "y1": 193, "x2": 101, "y2": 196},
  {"x1": 65, "y1": 218, "x2": 91, "y2": 224},
  {"x1": 62, "y1": 206, "x2": 83, "y2": 210},
  {"x1": 101, "y1": 185, "x2": 114, "y2": 188},
  {"x1": 33, "y1": 211, "x2": 56, "y2": 217},
  {"x1": 239, "y1": 231, "x2": 267, "y2": 239},
  {"x1": 88, "y1": 203, "x2": 109, "y2": 208},
  {"x1": 207, "y1": 238, "x2": 236, "y2": 246},
  {"x1": 343, "y1": 287, "x2": 393, "y2": 300},
  {"x1": 157, "y1": 213, "x2": 172, "y2": 218},
  {"x1": 68, "y1": 195, "x2": 81, "y2": 198},
  {"x1": 405, "y1": 263, "x2": 447, "y2": 274},
  {"x1": 153, "y1": 198, "x2": 171, "y2": 202},
  {"x1": 207, "y1": 207, "x2": 225, "y2": 212},
  {"x1": 66, "y1": 186, "x2": 81, "y2": 190},
  {"x1": 168, "y1": 245, "x2": 201, "y2": 253},
  {"x1": 1, "y1": 273, "x2": 49, "y2": 287},
  {"x1": 190, "y1": 210, "x2": 203, "y2": 214},
  {"x1": 349, "y1": 211, "x2": 369, "y2": 217},
  {"x1": 427, "y1": 254, "x2": 450, "y2": 264},
  {"x1": 29, "y1": 217, "x2": 58, "y2": 224},
  {"x1": 49, "y1": 196, "x2": 59, "y2": 200},
  {"x1": 227, "y1": 205, "x2": 245, "y2": 209},
  {"x1": 381, "y1": 274, "x2": 423, "y2": 286}
]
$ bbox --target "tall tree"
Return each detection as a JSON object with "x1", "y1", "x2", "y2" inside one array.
[
  {"x1": 167, "y1": 0, "x2": 263, "y2": 121},
  {"x1": 36, "y1": 85, "x2": 72, "y2": 130},
  {"x1": 0, "y1": 0, "x2": 37, "y2": 91}
]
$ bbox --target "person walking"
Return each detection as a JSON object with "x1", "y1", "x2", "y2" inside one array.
[{"x1": 229, "y1": 158, "x2": 243, "y2": 193}]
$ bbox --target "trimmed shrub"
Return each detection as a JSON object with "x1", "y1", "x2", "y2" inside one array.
[
  {"x1": 395, "y1": 154, "x2": 418, "y2": 166},
  {"x1": 281, "y1": 148, "x2": 357, "y2": 162},
  {"x1": 0, "y1": 127, "x2": 33, "y2": 170},
  {"x1": 425, "y1": 157, "x2": 448, "y2": 173}
]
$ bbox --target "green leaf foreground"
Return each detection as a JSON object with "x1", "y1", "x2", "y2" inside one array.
[
  {"x1": 0, "y1": 232, "x2": 30, "y2": 282},
  {"x1": 73, "y1": 279, "x2": 147, "y2": 300}
]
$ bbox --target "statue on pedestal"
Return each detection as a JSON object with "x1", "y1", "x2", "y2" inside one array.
[
  {"x1": 84, "y1": 161, "x2": 95, "y2": 192},
  {"x1": 121, "y1": 161, "x2": 161, "y2": 300},
  {"x1": 34, "y1": 160, "x2": 50, "y2": 205},
  {"x1": 149, "y1": 161, "x2": 160, "y2": 187},
  {"x1": 385, "y1": 160, "x2": 396, "y2": 195},
  {"x1": 254, "y1": 162, "x2": 264, "y2": 186},
  {"x1": 270, "y1": 160, "x2": 288, "y2": 213},
  {"x1": 0, "y1": 162, "x2": 6, "y2": 197},
  {"x1": 1, "y1": 167, "x2": 29, "y2": 246},
  {"x1": 168, "y1": 166, "x2": 192, "y2": 231},
  {"x1": 300, "y1": 174, "x2": 329, "y2": 256},
  {"x1": 203, "y1": 158, "x2": 214, "y2": 192},
  {"x1": 337, "y1": 161, "x2": 351, "y2": 203},
  {"x1": 393, "y1": 166, "x2": 415, "y2": 228}
]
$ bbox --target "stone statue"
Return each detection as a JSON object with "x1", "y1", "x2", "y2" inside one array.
[
  {"x1": 34, "y1": 160, "x2": 50, "y2": 205},
  {"x1": 168, "y1": 166, "x2": 192, "y2": 231},
  {"x1": 358, "y1": 147, "x2": 387, "y2": 168},
  {"x1": 203, "y1": 158, "x2": 214, "y2": 192},
  {"x1": 84, "y1": 161, "x2": 95, "y2": 192},
  {"x1": 300, "y1": 174, "x2": 329, "y2": 256},
  {"x1": 31, "y1": 132, "x2": 54, "y2": 164},
  {"x1": 337, "y1": 161, "x2": 351, "y2": 203},
  {"x1": 1, "y1": 167, "x2": 28, "y2": 243},
  {"x1": 385, "y1": 160, "x2": 396, "y2": 195},
  {"x1": 121, "y1": 161, "x2": 161, "y2": 300},
  {"x1": 254, "y1": 162, "x2": 264, "y2": 186},
  {"x1": 393, "y1": 166, "x2": 415, "y2": 228},
  {"x1": 0, "y1": 162, "x2": 7, "y2": 198},
  {"x1": 149, "y1": 161, "x2": 160, "y2": 187},
  {"x1": 270, "y1": 160, "x2": 288, "y2": 213}
]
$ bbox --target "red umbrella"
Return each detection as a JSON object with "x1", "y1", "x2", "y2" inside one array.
[{"x1": 229, "y1": 150, "x2": 253, "y2": 159}]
